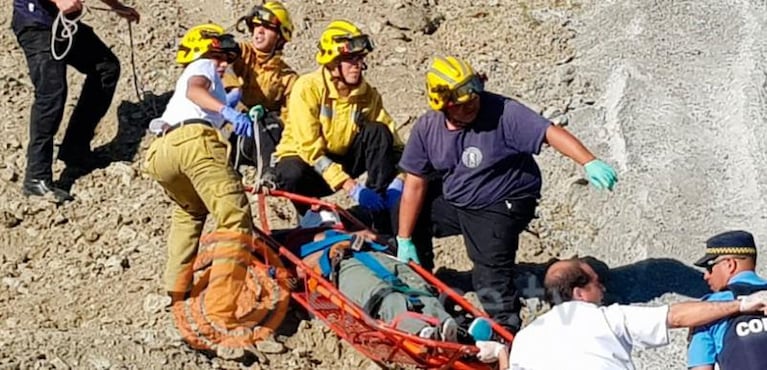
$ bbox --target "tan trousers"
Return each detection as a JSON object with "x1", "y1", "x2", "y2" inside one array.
[{"x1": 143, "y1": 124, "x2": 253, "y2": 296}]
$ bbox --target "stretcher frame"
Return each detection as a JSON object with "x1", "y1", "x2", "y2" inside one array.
[{"x1": 246, "y1": 186, "x2": 515, "y2": 369}]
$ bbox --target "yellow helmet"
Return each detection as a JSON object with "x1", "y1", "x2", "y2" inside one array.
[
  {"x1": 315, "y1": 20, "x2": 374, "y2": 65},
  {"x1": 176, "y1": 23, "x2": 241, "y2": 65},
  {"x1": 238, "y1": 1, "x2": 294, "y2": 42},
  {"x1": 425, "y1": 56, "x2": 485, "y2": 111}
]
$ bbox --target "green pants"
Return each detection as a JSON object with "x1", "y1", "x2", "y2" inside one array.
[
  {"x1": 143, "y1": 124, "x2": 253, "y2": 294},
  {"x1": 337, "y1": 252, "x2": 451, "y2": 334}
]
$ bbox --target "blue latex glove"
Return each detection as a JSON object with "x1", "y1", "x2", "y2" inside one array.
[
  {"x1": 225, "y1": 88, "x2": 242, "y2": 108},
  {"x1": 396, "y1": 237, "x2": 421, "y2": 264},
  {"x1": 348, "y1": 183, "x2": 385, "y2": 211},
  {"x1": 385, "y1": 177, "x2": 403, "y2": 210},
  {"x1": 219, "y1": 106, "x2": 253, "y2": 138},
  {"x1": 584, "y1": 159, "x2": 618, "y2": 190}
]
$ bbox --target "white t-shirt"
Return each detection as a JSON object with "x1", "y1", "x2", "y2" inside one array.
[
  {"x1": 153, "y1": 58, "x2": 226, "y2": 134},
  {"x1": 508, "y1": 301, "x2": 669, "y2": 370}
]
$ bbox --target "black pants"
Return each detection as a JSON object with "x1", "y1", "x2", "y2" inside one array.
[
  {"x1": 392, "y1": 184, "x2": 537, "y2": 333},
  {"x1": 274, "y1": 121, "x2": 398, "y2": 215},
  {"x1": 12, "y1": 19, "x2": 120, "y2": 182}
]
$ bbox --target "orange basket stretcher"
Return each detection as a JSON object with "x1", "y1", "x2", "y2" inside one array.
[{"x1": 247, "y1": 187, "x2": 515, "y2": 369}]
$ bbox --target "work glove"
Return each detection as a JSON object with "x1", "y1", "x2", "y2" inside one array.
[
  {"x1": 475, "y1": 341, "x2": 506, "y2": 363},
  {"x1": 739, "y1": 290, "x2": 767, "y2": 313},
  {"x1": 348, "y1": 183, "x2": 385, "y2": 211},
  {"x1": 385, "y1": 177, "x2": 404, "y2": 210},
  {"x1": 583, "y1": 159, "x2": 618, "y2": 190},
  {"x1": 396, "y1": 236, "x2": 421, "y2": 264},
  {"x1": 219, "y1": 106, "x2": 253, "y2": 138},
  {"x1": 225, "y1": 88, "x2": 242, "y2": 108}
]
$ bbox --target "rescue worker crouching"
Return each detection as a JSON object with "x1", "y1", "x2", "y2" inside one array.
[
  {"x1": 394, "y1": 56, "x2": 619, "y2": 333},
  {"x1": 688, "y1": 230, "x2": 767, "y2": 370},
  {"x1": 142, "y1": 24, "x2": 257, "y2": 342},
  {"x1": 273, "y1": 20, "x2": 404, "y2": 220},
  {"x1": 225, "y1": 1, "x2": 298, "y2": 171}
]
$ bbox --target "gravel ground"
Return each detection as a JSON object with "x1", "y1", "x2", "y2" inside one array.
[{"x1": 2, "y1": 0, "x2": 763, "y2": 368}]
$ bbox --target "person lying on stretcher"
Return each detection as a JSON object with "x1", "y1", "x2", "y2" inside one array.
[{"x1": 282, "y1": 215, "x2": 508, "y2": 366}]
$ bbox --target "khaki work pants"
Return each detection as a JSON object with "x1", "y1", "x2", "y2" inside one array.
[{"x1": 143, "y1": 124, "x2": 253, "y2": 326}]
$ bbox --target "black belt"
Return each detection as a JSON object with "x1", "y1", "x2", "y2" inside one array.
[{"x1": 158, "y1": 119, "x2": 212, "y2": 136}]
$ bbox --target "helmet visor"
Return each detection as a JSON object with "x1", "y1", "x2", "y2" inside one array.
[
  {"x1": 333, "y1": 34, "x2": 374, "y2": 55},
  {"x1": 447, "y1": 76, "x2": 484, "y2": 107},
  {"x1": 251, "y1": 7, "x2": 280, "y2": 29},
  {"x1": 206, "y1": 34, "x2": 240, "y2": 63}
]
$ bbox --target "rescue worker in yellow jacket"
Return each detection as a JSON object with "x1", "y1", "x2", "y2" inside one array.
[
  {"x1": 274, "y1": 20, "x2": 405, "y2": 217},
  {"x1": 143, "y1": 24, "x2": 255, "y2": 336},
  {"x1": 224, "y1": 1, "x2": 297, "y2": 170}
]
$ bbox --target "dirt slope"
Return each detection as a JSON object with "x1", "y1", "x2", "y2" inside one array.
[{"x1": 0, "y1": 0, "x2": 601, "y2": 369}]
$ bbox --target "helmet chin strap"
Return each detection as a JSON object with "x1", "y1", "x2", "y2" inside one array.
[{"x1": 335, "y1": 64, "x2": 363, "y2": 88}]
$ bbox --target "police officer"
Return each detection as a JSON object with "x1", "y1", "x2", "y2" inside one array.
[
  {"x1": 688, "y1": 230, "x2": 767, "y2": 370},
  {"x1": 12, "y1": 0, "x2": 139, "y2": 203},
  {"x1": 395, "y1": 56, "x2": 618, "y2": 333}
]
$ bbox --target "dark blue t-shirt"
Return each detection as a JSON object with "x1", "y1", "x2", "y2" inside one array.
[
  {"x1": 13, "y1": 0, "x2": 62, "y2": 27},
  {"x1": 399, "y1": 92, "x2": 550, "y2": 209}
]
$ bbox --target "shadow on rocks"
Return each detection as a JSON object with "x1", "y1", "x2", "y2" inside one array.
[
  {"x1": 57, "y1": 91, "x2": 173, "y2": 191},
  {"x1": 434, "y1": 256, "x2": 710, "y2": 305},
  {"x1": 99, "y1": 91, "x2": 174, "y2": 162},
  {"x1": 602, "y1": 258, "x2": 710, "y2": 304}
]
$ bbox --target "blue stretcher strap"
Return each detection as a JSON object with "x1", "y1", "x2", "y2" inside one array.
[
  {"x1": 299, "y1": 233, "x2": 352, "y2": 258},
  {"x1": 353, "y1": 252, "x2": 433, "y2": 298},
  {"x1": 353, "y1": 251, "x2": 404, "y2": 286},
  {"x1": 300, "y1": 231, "x2": 353, "y2": 277}
]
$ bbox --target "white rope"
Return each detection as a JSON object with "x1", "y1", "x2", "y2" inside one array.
[
  {"x1": 51, "y1": 9, "x2": 86, "y2": 60},
  {"x1": 253, "y1": 113, "x2": 264, "y2": 182},
  {"x1": 234, "y1": 107, "x2": 264, "y2": 186}
]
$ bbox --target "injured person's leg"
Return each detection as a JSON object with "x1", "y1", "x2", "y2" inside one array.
[
  {"x1": 337, "y1": 253, "x2": 457, "y2": 340},
  {"x1": 298, "y1": 226, "x2": 495, "y2": 346}
]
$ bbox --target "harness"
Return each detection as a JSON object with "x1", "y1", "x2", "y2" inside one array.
[{"x1": 299, "y1": 230, "x2": 434, "y2": 316}]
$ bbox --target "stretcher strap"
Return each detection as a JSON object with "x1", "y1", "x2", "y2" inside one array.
[{"x1": 353, "y1": 252, "x2": 434, "y2": 315}]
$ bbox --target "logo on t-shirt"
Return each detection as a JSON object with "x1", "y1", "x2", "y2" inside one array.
[{"x1": 461, "y1": 146, "x2": 483, "y2": 168}]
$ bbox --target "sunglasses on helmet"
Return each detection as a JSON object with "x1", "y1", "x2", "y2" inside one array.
[
  {"x1": 333, "y1": 34, "x2": 374, "y2": 55},
  {"x1": 250, "y1": 7, "x2": 280, "y2": 29},
  {"x1": 445, "y1": 75, "x2": 485, "y2": 107}
]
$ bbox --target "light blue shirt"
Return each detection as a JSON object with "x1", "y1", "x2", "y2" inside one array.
[{"x1": 687, "y1": 271, "x2": 767, "y2": 368}]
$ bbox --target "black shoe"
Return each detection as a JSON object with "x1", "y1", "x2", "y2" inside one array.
[{"x1": 22, "y1": 179, "x2": 74, "y2": 204}]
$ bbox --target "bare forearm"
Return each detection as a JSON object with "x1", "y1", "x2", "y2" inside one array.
[
  {"x1": 690, "y1": 366, "x2": 714, "y2": 370},
  {"x1": 397, "y1": 174, "x2": 427, "y2": 238},
  {"x1": 667, "y1": 301, "x2": 740, "y2": 328},
  {"x1": 187, "y1": 85, "x2": 224, "y2": 114},
  {"x1": 545, "y1": 125, "x2": 596, "y2": 165}
]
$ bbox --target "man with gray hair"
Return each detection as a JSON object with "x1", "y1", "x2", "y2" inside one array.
[{"x1": 506, "y1": 258, "x2": 767, "y2": 370}]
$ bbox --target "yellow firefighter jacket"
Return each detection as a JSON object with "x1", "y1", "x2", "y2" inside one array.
[
  {"x1": 222, "y1": 42, "x2": 297, "y2": 120},
  {"x1": 275, "y1": 67, "x2": 404, "y2": 190}
]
